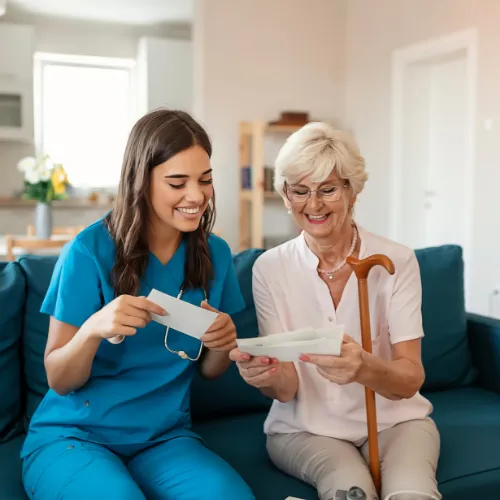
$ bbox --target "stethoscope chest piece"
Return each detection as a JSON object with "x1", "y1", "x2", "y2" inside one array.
[{"x1": 164, "y1": 286, "x2": 207, "y2": 362}]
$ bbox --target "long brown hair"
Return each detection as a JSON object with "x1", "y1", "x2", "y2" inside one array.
[{"x1": 106, "y1": 109, "x2": 215, "y2": 297}]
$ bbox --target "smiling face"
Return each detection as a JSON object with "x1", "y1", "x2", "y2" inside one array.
[
  {"x1": 284, "y1": 168, "x2": 355, "y2": 239},
  {"x1": 148, "y1": 145, "x2": 214, "y2": 234}
]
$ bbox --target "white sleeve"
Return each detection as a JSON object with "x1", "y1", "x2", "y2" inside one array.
[
  {"x1": 387, "y1": 250, "x2": 425, "y2": 344},
  {"x1": 252, "y1": 260, "x2": 283, "y2": 338}
]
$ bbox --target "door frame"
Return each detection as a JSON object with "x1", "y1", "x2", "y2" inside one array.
[{"x1": 390, "y1": 28, "x2": 477, "y2": 305}]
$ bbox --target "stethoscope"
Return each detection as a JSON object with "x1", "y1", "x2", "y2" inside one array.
[
  {"x1": 163, "y1": 286, "x2": 206, "y2": 362},
  {"x1": 109, "y1": 286, "x2": 206, "y2": 362}
]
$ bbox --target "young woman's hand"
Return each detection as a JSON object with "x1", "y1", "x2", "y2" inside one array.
[
  {"x1": 200, "y1": 301, "x2": 237, "y2": 352},
  {"x1": 84, "y1": 295, "x2": 167, "y2": 340}
]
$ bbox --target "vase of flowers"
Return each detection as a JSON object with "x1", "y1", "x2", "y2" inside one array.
[{"x1": 17, "y1": 155, "x2": 70, "y2": 239}]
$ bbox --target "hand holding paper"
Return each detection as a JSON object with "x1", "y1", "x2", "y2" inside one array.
[
  {"x1": 299, "y1": 334, "x2": 364, "y2": 385},
  {"x1": 147, "y1": 289, "x2": 218, "y2": 339},
  {"x1": 199, "y1": 301, "x2": 238, "y2": 352},
  {"x1": 236, "y1": 325, "x2": 344, "y2": 362}
]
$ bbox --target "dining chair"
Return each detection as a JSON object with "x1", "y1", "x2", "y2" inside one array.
[
  {"x1": 26, "y1": 224, "x2": 85, "y2": 237},
  {"x1": 5, "y1": 235, "x2": 72, "y2": 261}
]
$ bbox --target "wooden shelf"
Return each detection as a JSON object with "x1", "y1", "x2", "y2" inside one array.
[
  {"x1": 0, "y1": 197, "x2": 114, "y2": 209},
  {"x1": 238, "y1": 119, "x2": 302, "y2": 251},
  {"x1": 240, "y1": 190, "x2": 252, "y2": 202}
]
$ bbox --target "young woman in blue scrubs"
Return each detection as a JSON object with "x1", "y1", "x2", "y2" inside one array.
[{"x1": 20, "y1": 109, "x2": 255, "y2": 500}]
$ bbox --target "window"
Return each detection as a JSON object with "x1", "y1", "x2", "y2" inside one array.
[{"x1": 34, "y1": 53, "x2": 135, "y2": 189}]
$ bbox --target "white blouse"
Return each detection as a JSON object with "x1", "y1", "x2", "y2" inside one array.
[{"x1": 252, "y1": 225, "x2": 433, "y2": 444}]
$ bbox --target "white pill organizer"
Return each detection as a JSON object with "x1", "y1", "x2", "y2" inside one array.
[{"x1": 236, "y1": 325, "x2": 344, "y2": 362}]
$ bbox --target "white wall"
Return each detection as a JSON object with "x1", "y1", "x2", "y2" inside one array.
[
  {"x1": 193, "y1": 0, "x2": 347, "y2": 250},
  {"x1": 345, "y1": 0, "x2": 500, "y2": 315},
  {"x1": 137, "y1": 37, "x2": 193, "y2": 116}
]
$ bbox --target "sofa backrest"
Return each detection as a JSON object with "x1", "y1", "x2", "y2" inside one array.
[
  {"x1": 0, "y1": 243, "x2": 478, "y2": 439},
  {"x1": 17, "y1": 256, "x2": 59, "y2": 423},
  {"x1": 191, "y1": 244, "x2": 478, "y2": 415},
  {"x1": 417, "y1": 245, "x2": 477, "y2": 391},
  {"x1": 190, "y1": 249, "x2": 272, "y2": 420},
  {"x1": 0, "y1": 262, "x2": 26, "y2": 442}
]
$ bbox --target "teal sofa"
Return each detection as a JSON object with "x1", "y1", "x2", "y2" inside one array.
[{"x1": 1, "y1": 244, "x2": 500, "y2": 500}]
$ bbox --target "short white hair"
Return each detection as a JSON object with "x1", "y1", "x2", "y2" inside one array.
[{"x1": 274, "y1": 122, "x2": 368, "y2": 197}]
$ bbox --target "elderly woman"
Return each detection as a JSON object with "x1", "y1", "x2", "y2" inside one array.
[{"x1": 230, "y1": 123, "x2": 441, "y2": 500}]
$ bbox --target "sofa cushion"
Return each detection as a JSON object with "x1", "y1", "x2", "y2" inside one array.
[
  {"x1": 427, "y1": 387, "x2": 500, "y2": 499},
  {"x1": 191, "y1": 249, "x2": 272, "y2": 420},
  {"x1": 193, "y1": 412, "x2": 318, "y2": 500},
  {"x1": 17, "y1": 256, "x2": 58, "y2": 424},
  {"x1": 0, "y1": 434, "x2": 26, "y2": 500},
  {"x1": 0, "y1": 262, "x2": 25, "y2": 443},
  {"x1": 194, "y1": 388, "x2": 500, "y2": 500},
  {"x1": 416, "y1": 245, "x2": 476, "y2": 391}
]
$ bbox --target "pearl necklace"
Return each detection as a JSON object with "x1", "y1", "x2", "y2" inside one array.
[{"x1": 317, "y1": 225, "x2": 358, "y2": 280}]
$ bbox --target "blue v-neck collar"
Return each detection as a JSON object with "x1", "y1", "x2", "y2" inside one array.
[{"x1": 144, "y1": 238, "x2": 186, "y2": 292}]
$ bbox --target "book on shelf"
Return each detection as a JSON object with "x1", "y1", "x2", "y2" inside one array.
[
  {"x1": 264, "y1": 167, "x2": 274, "y2": 192},
  {"x1": 240, "y1": 165, "x2": 275, "y2": 192},
  {"x1": 241, "y1": 166, "x2": 251, "y2": 190}
]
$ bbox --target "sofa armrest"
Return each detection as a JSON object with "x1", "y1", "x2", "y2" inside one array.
[{"x1": 467, "y1": 313, "x2": 500, "y2": 393}]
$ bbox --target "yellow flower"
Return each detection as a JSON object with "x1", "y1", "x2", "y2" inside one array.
[{"x1": 51, "y1": 165, "x2": 69, "y2": 195}]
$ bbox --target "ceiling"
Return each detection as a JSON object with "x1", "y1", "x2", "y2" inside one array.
[{"x1": 7, "y1": 0, "x2": 194, "y2": 25}]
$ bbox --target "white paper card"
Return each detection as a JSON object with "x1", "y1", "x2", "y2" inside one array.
[
  {"x1": 237, "y1": 338, "x2": 341, "y2": 362},
  {"x1": 237, "y1": 325, "x2": 344, "y2": 347},
  {"x1": 147, "y1": 288, "x2": 218, "y2": 339},
  {"x1": 236, "y1": 325, "x2": 344, "y2": 362}
]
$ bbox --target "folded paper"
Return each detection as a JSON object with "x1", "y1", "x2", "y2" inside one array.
[
  {"x1": 147, "y1": 288, "x2": 218, "y2": 339},
  {"x1": 237, "y1": 325, "x2": 344, "y2": 362}
]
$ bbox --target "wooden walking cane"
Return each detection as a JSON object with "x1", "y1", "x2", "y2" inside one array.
[{"x1": 346, "y1": 254, "x2": 395, "y2": 496}]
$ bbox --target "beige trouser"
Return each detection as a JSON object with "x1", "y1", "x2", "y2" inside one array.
[{"x1": 266, "y1": 418, "x2": 441, "y2": 500}]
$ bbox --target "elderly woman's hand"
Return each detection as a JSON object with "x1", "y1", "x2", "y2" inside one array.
[
  {"x1": 230, "y1": 348, "x2": 282, "y2": 388},
  {"x1": 299, "y1": 335, "x2": 365, "y2": 385}
]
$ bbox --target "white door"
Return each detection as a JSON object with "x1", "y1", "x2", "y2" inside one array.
[
  {"x1": 396, "y1": 49, "x2": 468, "y2": 251},
  {"x1": 424, "y1": 52, "x2": 467, "y2": 248}
]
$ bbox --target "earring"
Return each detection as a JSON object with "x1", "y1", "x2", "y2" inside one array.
[{"x1": 287, "y1": 209, "x2": 292, "y2": 214}]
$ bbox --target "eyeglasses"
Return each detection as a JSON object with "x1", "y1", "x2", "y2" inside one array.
[{"x1": 284, "y1": 182, "x2": 348, "y2": 203}]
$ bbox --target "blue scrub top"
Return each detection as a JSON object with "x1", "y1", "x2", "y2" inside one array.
[{"x1": 21, "y1": 218, "x2": 245, "y2": 459}]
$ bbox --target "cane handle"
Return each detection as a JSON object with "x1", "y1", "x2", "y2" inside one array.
[{"x1": 346, "y1": 254, "x2": 395, "y2": 280}]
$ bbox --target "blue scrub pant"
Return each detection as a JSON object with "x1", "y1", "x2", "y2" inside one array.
[{"x1": 22, "y1": 437, "x2": 255, "y2": 500}]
